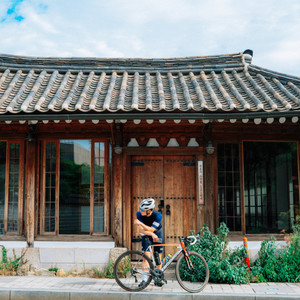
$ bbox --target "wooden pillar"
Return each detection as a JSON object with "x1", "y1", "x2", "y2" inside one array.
[
  {"x1": 122, "y1": 152, "x2": 131, "y2": 248},
  {"x1": 25, "y1": 139, "x2": 36, "y2": 246},
  {"x1": 112, "y1": 122, "x2": 123, "y2": 247},
  {"x1": 204, "y1": 152, "x2": 216, "y2": 232},
  {"x1": 113, "y1": 152, "x2": 123, "y2": 246},
  {"x1": 203, "y1": 123, "x2": 216, "y2": 232}
]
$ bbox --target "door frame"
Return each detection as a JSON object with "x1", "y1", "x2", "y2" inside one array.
[{"x1": 122, "y1": 147, "x2": 204, "y2": 249}]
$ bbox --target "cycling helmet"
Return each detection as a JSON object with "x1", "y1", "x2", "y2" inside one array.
[{"x1": 139, "y1": 198, "x2": 155, "y2": 211}]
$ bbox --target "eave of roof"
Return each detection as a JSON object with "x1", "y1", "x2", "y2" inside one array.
[
  {"x1": 0, "y1": 49, "x2": 300, "y2": 122},
  {"x1": 0, "y1": 110, "x2": 299, "y2": 123}
]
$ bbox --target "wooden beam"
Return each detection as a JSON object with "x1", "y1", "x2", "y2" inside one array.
[
  {"x1": 122, "y1": 153, "x2": 131, "y2": 248},
  {"x1": 204, "y1": 152, "x2": 215, "y2": 232},
  {"x1": 113, "y1": 152, "x2": 122, "y2": 247},
  {"x1": 25, "y1": 140, "x2": 36, "y2": 245}
]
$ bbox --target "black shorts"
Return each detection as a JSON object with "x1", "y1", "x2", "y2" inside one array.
[{"x1": 141, "y1": 228, "x2": 164, "y2": 253}]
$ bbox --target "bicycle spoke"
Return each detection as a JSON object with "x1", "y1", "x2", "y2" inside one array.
[
  {"x1": 114, "y1": 250, "x2": 153, "y2": 292},
  {"x1": 175, "y1": 251, "x2": 209, "y2": 293}
]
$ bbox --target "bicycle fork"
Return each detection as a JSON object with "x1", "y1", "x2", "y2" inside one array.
[{"x1": 184, "y1": 251, "x2": 195, "y2": 270}]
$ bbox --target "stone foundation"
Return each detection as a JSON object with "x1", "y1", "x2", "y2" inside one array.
[
  {"x1": 0, "y1": 240, "x2": 288, "y2": 274},
  {"x1": 1, "y1": 241, "x2": 115, "y2": 272}
]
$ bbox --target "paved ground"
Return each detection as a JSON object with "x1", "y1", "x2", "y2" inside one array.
[{"x1": 0, "y1": 276, "x2": 299, "y2": 299}]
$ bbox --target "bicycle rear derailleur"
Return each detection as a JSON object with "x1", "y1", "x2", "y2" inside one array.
[{"x1": 150, "y1": 269, "x2": 167, "y2": 287}]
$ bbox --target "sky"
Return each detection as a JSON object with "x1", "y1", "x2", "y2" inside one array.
[{"x1": 0, "y1": 0, "x2": 300, "y2": 76}]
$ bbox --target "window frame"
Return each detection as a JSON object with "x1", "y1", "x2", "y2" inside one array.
[
  {"x1": 0, "y1": 140, "x2": 25, "y2": 236},
  {"x1": 39, "y1": 139, "x2": 110, "y2": 237},
  {"x1": 216, "y1": 139, "x2": 300, "y2": 236}
]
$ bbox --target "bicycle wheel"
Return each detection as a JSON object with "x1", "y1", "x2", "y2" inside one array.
[
  {"x1": 175, "y1": 251, "x2": 209, "y2": 293},
  {"x1": 114, "y1": 250, "x2": 154, "y2": 292}
]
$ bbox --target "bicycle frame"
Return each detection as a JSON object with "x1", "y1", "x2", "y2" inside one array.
[{"x1": 145, "y1": 238, "x2": 190, "y2": 272}]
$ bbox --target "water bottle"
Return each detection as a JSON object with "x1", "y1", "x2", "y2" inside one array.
[
  {"x1": 154, "y1": 251, "x2": 161, "y2": 265},
  {"x1": 162, "y1": 254, "x2": 172, "y2": 266}
]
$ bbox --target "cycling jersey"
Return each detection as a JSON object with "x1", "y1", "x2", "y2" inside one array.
[
  {"x1": 136, "y1": 210, "x2": 162, "y2": 232},
  {"x1": 142, "y1": 227, "x2": 164, "y2": 253}
]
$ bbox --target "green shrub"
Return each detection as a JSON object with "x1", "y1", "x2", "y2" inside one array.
[
  {"x1": 188, "y1": 223, "x2": 251, "y2": 284},
  {"x1": 252, "y1": 216, "x2": 300, "y2": 283}
]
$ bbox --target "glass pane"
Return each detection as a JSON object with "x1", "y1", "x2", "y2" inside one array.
[
  {"x1": 94, "y1": 142, "x2": 105, "y2": 233},
  {"x1": 7, "y1": 143, "x2": 20, "y2": 233},
  {"x1": 244, "y1": 142, "x2": 299, "y2": 233},
  {"x1": 0, "y1": 142, "x2": 6, "y2": 235},
  {"x1": 59, "y1": 140, "x2": 91, "y2": 234},
  {"x1": 217, "y1": 144, "x2": 241, "y2": 231},
  {"x1": 45, "y1": 142, "x2": 56, "y2": 232}
]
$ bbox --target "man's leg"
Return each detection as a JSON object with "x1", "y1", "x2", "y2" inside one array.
[{"x1": 139, "y1": 251, "x2": 151, "y2": 285}]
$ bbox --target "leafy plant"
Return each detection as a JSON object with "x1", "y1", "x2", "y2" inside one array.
[
  {"x1": 252, "y1": 216, "x2": 300, "y2": 283},
  {"x1": 188, "y1": 223, "x2": 251, "y2": 284},
  {"x1": 48, "y1": 267, "x2": 59, "y2": 274},
  {"x1": 93, "y1": 260, "x2": 115, "y2": 279},
  {"x1": 0, "y1": 246, "x2": 28, "y2": 275}
]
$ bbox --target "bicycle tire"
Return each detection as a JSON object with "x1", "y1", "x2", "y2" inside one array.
[
  {"x1": 114, "y1": 250, "x2": 154, "y2": 292},
  {"x1": 175, "y1": 251, "x2": 209, "y2": 293}
]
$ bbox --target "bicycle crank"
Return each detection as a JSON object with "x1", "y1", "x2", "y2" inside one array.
[{"x1": 150, "y1": 269, "x2": 167, "y2": 287}]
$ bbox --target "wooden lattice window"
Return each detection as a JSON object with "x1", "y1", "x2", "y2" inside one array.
[
  {"x1": 40, "y1": 140, "x2": 109, "y2": 235},
  {"x1": 0, "y1": 141, "x2": 24, "y2": 235},
  {"x1": 217, "y1": 143, "x2": 241, "y2": 231},
  {"x1": 243, "y1": 142, "x2": 299, "y2": 233},
  {"x1": 44, "y1": 142, "x2": 57, "y2": 232},
  {"x1": 93, "y1": 142, "x2": 105, "y2": 233}
]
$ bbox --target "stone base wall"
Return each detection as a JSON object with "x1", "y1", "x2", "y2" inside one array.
[
  {"x1": 0, "y1": 241, "x2": 116, "y2": 272},
  {"x1": 228, "y1": 241, "x2": 288, "y2": 261},
  {"x1": 1, "y1": 240, "x2": 288, "y2": 273}
]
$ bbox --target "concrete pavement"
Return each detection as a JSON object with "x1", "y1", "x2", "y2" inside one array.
[{"x1": 0, "y1": 276, "x2": 299, "y2": 299}]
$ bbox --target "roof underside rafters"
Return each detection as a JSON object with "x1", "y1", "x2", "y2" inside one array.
[{"x1": 0, "y1": 50, "x2": 300, "y2": 121}]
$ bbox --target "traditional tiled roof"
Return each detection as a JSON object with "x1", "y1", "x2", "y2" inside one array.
[{"x1": 0, "y1": 49, "x2": 300, "y2": 121}]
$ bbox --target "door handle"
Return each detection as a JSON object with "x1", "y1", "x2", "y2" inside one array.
[
  {"x1": 166, "y1": 204, "x2": 170, "y2": 215},
  {"x1": 158, "y1": 199, "x2": 164, "y2": 213}
]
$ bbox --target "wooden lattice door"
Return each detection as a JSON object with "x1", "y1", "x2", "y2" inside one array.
[{"x1": 131, "y1": 155, "x2": 197, "y2": 254}]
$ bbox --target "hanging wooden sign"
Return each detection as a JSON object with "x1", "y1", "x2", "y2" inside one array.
[{"x1": 198, "y1": 161, "x2": 204, "y2": 205}]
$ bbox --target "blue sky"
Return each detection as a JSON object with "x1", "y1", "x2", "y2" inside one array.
[{"x1": 0, "y1": 0, "x2": 300, "y2": 76}]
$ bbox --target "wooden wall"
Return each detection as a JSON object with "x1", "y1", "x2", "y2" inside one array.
[{"x1": 0, "y1": 119, "x2": 299, "y2": 246}]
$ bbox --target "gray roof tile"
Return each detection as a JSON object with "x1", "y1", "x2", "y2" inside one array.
[{"x1": 0, "y1": 50, "x2": 300, "y2": 118}]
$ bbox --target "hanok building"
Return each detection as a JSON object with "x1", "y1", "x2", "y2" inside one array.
[{"x1": 0, "y1": 50, "x2": 299, "y2": 268}]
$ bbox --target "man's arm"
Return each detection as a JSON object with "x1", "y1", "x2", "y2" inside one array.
[
  {"x1": 134, "y1": 219, "x2": 155, "y2": 232},
  {"x1": 134, "y1": 219, "x2": 159, "y2": 241}
]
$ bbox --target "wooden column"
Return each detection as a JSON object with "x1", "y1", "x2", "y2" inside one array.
[
  {"x1": 112, "y1": 122, "x2": 123, "y2": 247},
  {"x1": 122, "y1": 152, "x2": 131, "y2": 248},
  {"x1": 203, "y1": 123, "x2": 216, "y2": 232},
  {"x1": 113, "y1": 152, "x2": 123, "y2": 246},
  {"x1": 204, "y1": 152, "x2": 216, "y2": 232},
  {"x1": 25, "y1": 139, "x2": 36, "y2": 246}
]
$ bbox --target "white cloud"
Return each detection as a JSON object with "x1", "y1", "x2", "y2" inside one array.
[{"x1": 0, "y1": 0, "x2": 299, "y2": 75}]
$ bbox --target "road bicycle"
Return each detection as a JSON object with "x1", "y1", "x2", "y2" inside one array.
[{"x1": 113, "y1": 235, "x2": 209, "y2": 293}]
